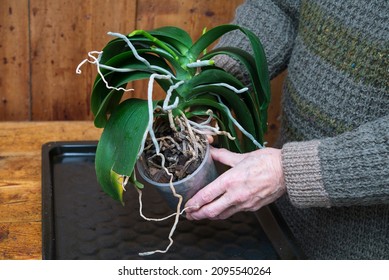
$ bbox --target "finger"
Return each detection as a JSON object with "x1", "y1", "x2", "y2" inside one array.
[
  {"x1": 214, "y1": 205, "x2": 240, "y2": 220},
  {"x1": 184, "y1": 176, "x2": 226, "y2": 213},
  {"x1": 217, "y1": 187, "x2": 286, "y2": 220},
  {"x1": 206, "y1": 135, "x2": 214, "y2": 144},
  {"x1": 185, "y1": 166, "x2": 242, "y2": 219},
  {"x1": 207, "y1": 195, "x2": 267, "y2": 221},
  {"x1": 210, "y1": 147, "x2": 246, "y2": 167},
  {"x1": 186, "y1": 188, "x2": 232, "y2": 220}
]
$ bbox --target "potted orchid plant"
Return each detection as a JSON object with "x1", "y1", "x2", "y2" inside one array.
[{"x1": 77, "y1": 24, "x2": 270, "y2": 255}]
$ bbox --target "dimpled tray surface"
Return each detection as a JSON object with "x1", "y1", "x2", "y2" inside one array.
[{"x1": 42, "y1": 142, "x2": 300, "y2": 260}]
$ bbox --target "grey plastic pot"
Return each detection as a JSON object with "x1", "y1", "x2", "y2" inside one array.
[{"x1": 136, "y1": 143, "x2": 218, "y2": 211}]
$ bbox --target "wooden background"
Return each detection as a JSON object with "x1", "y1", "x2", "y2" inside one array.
[{"x1": 0, "y1": 0, "x2": 283, "y2": 143}]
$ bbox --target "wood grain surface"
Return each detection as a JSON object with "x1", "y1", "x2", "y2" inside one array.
[
  {"x1": 0, "y1": 121, "x2": 102, "y2": 259},
  {"x1": 0, "y1": 0, "x2": 30, "y2": 121}
]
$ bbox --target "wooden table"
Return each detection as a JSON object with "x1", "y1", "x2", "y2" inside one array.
[{"x1": 0, "y1": 122, "x2": 102, "y2": 259}]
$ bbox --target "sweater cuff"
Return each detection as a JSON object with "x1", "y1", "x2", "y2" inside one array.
[{"x1": 281, "y1": 140, "x2": 331, "y2": 208}]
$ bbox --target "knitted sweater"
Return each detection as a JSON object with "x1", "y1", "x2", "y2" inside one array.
[{"x1": 216, "y1": 0, "x2": 389, "y2": 259}]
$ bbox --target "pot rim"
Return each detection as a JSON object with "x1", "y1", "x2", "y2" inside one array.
[{"x1": 137, "y1": 141, "x2": 212, "y2": 187}]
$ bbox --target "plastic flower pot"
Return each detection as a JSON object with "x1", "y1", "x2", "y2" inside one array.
[{"x1": 136, "y1": 143, "x2": 218, "y2": 211}]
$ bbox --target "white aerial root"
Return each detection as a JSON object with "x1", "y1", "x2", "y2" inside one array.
[
  {"x1": 136, "y1": 187, "x2": 187, "y2": 221},
  {"x1": 210, "y1": 93, "x2": 264, "y2": 149},
  {"x1": 107, "y1": 31, "x2": 174, "y2": 77},
  {"x1": 136, "y1": 155, "x2": 184, "y2": 257},
  {"x1": 137, "y1": 176, "x2": 182, "y2": 256},
  {"x1": 186, "y1": 59, "x2": 214, "y2": 68},
  {"x1": 162, "y1": 80, "x2": 184, "y2": 111},
  {"x1": 187, "y1": 110, "x2": 235, "y2": 140},
  {"x1": 196, "y1": 83, "x2": 249, "y2": 94},
  {"x1": 146, "y1": 73, "x2": 173, "y2": 155},
  {"x1": 76, "y1": 51, "x2": 135, "y2": 93}
]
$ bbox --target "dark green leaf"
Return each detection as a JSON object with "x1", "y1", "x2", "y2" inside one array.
[
  {"x1": 202, "y1": 48, "x2": 264, "y2": 135},
  {"x1": 95, "y1": 98, "x2": 152, "y2": 203},
  {"x1": 189, "y1": 24, "x2": 271, "y2": 135},
  {"x1": 93, "y1": 71, "x2": 151, "y2": 128},
  {"x1": 148, "y1": 26, "x2": 193, "y2": 54}
]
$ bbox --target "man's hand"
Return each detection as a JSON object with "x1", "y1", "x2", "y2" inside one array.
[{"x1": 185, "y1": 147, "x2": 286, "y2": 220}]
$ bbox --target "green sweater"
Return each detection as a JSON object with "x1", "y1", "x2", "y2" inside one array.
[{"x1": 217, "y1": 0, "x2": 389, "y2": 259}]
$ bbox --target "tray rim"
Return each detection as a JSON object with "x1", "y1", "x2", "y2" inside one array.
[
  {"x1": 41, "y1": 141, "x2": 98, "y2": 260},
  {"x1": 41, "y1": 141, "x2": 304, "y2": 260}
]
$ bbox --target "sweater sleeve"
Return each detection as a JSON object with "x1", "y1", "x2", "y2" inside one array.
[
  {"x1": 281, "y1": 114, "x2": 389, "y2": 208},
  {"x1": 215, "y1": 0, "x2": 301, "y2": 80}
]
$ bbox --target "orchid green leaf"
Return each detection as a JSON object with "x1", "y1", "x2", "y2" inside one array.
[{"x1": 95, "y1": 99, "x2": 152, "y2": 203}]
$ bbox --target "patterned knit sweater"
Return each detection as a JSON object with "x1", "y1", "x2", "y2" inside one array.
[{"x1": 216, "y1": 0, "x2": 389, "y2": 259}]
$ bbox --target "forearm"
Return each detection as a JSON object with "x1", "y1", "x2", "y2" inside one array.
[{"x1": 282, "y1": 115, "x2": 389, "y2": 208}]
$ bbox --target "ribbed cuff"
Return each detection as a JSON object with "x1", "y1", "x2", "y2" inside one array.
[{"x1": 281, "y1": 140, "x2": 331, "y2": 208}]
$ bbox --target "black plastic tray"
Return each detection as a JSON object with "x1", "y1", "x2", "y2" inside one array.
[{"x1": 42, "y1": 141, "x2": 302, "y2": 260}]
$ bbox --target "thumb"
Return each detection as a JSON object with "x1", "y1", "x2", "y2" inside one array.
[{"x1": 210, "y1": 147, "x2": 247, "y2": 167}]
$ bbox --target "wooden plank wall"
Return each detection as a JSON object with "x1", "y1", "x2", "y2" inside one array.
[
  {"x1": 1, "y1": 0, "x2": 30, "y2": 120},
  {"x1": 1, "y1": 0, "x2": 283, "y2": 143},
  {"x1": 1, "y1": 0, "x2": 242, "y2": 120}
]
